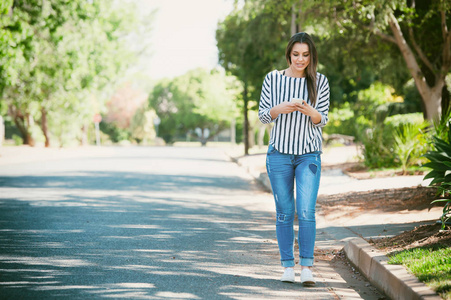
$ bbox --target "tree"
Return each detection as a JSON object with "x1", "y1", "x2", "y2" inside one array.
[
  {"x1": 148, "y1": 68, "x2": 239, "y2": 145},
  {"x1": 216, "y1": 1, "x2": 289, "y2": 154},
  {"x1": 307, "y1": 0, "x2": 451, "y2": 122},
  {"x1": 129, "y1": 106, "x2": 157, "y2": 145},
  {"x1": 314, "y1": 28, "x2": 413, "y2": 107},
  {"x1": 105, "y1": 82, "x2": 148, "y2": 130},
  {"x1": 0, "y1": 0, "x2": 142, "y2": 146}
]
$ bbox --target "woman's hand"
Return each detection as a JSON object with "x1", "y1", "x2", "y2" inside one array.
[
  {"x1": 270, "y1": 102, "x2": 300, "y2": 119},
  {"x1": 271, "y1": 100, "x2": 322, "y2": 124},
  {"x1": 295, "y1": 100, "x2": 321, "y2": 124}
]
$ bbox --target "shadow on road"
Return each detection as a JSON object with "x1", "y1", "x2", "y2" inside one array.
[
  {"x1": 0, "y1": 171, "x2": 251, "y2": 193},
  {"x1": 0, "y1": 168, "x2": 338, "y2": 299},
  {"x1": 0, "y1": 154, "x2": 383, "y2": 299}
]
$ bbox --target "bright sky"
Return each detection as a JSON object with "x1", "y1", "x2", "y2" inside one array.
[{"x1": 138, "y1": 0, "x2": 235, "y2": 80}]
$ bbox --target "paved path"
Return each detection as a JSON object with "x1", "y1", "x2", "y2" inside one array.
[{"x1": 0, "y1": 146, "x2": 378, "y2": 299}]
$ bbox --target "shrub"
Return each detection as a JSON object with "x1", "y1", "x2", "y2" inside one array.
[
  {"x1": 384, "y1": 113, "x2": 425, "y2": 130},
  {"x1": 394, "y1": 122, "x2": 429, "y2": 174},
  {"x1": 323, "y1": 102, "x2": 357, "y2": 137},
  {"x1": 358, "y1": 122, "x2": 396, "y2": 168},
  {"x1": 12, "y1": 134, "x2": 23, "y2": 146},
  {"x1": 357, "y1": 113, "x2": 429, "y2": 170},
  {"x1": 387, "y1": 114, "x2": 430, "y2": 173},
  {"x1": 99, "y1": 121, "x2": 130, "y2": 143},
  {"x1": 355, "y1": 82, "x2": 396, "y2": 122},
  {"x1": 423, "y1": 110, "x2": 451, "y2": 230}
]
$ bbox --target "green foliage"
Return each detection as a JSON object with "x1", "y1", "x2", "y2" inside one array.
[
  {"x1": 331, "y1": 80, "x2": 429, "y2": 170},
  {"x1": 216, "y1": 1, "x2": 288, "y2": 100},
  {"x1": 393, "y1": 122, "x2": 429, "y2": 174},
  {"x1": 423, "y1": 110, "x2": 451, "y2": 230},
  {"x1": 129, "y1": 107, "x2": 157, "y2": 145},
  {"x1": 384, "y1": 113, "x2": 425, "y2": 129},
  {"x1": 388, "y1": 246, "x2": 451, "y2": 298},
  {"x1": 315, "y1": 33, "x2": 410, "y2": 108},
  {"x1": 310, "y1": 0, "x2": 450, "y2": 121},
  {"x1": 327, "y1": 81, "x2": 417, "y2": 139},
  {"x1": 99, "y1": 121, "x2": 130, "y2": 143},
  {"x1": 1, "y1": 0, "x2": 145, "y2": 146},
  {"x1": 148, "y1": 69, "x2": 240, "y2": 144},
  {"x1": 358, "y1": 123, "x2": 397, "y2": 168},
  {"x1": 430, "y1": 198, "x2": 451, "y2": 231},
  {"x1": 423, "y1": 121, "x2": 451, "y2": 190},
  {"x1": 323, "y1": 102, "x2": 357, "y2": 137},
  {"x1": 355, "y1": 82, "x2": 399, "y2": 122},
  {"x1": 0, "y1": 1, "x2": 12, "y2": 15},
  {"x1": 216, "y1": 1, "x2": 290, "y2": 152},
  {"x1": 357, "y1": 112, "x2": 428, "y2": 169},
  {"x1": 397, "y1": 79, "x2": 424, "y2": 114},
  {"x1": 12, "y1": 134, "x2": 22, "y2": 146}
]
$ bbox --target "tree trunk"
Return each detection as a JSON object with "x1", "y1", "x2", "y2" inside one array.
[
  {"x1": 425, "y1": 86, "x2": 444, "y2": 122},
  {"x1": 41, "y1": 107, "x2": 50, "y2": 147},
  {"x1": 291, "y1": 4, "x2": 297, "y2": 35},
  {"x1": 441, "y1": 83, "x2": 450, "y2": 116},
  {"x1": 231, "y1": 118, "x2": 236, "y2": 145},
  {"x1": 13, "y1": 115, "x2": 35, "y2": 146},
  {"x1": 387, "y1": 12, "x2": 444, "y2": 122},
  {"x1": 243, "y1": 82, "x2": 249, "y2": 155},
  {"x1": 297, "y1": 0, "x2": 302, "y2": 32},
  {"x1": 291, "y1": 0, "x2": 303, "y2": 35}
]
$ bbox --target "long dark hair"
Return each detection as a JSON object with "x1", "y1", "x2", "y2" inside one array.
[{"x1": 285, "y1": 32, "x2": 318, "y2": 106}]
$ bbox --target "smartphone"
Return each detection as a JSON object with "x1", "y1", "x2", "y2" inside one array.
[{"x1": 292, "y1": 98, "x2": 304, "y2": 104}]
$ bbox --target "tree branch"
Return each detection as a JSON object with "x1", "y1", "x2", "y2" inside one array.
[
  {"x1": 364, "y1": 15, "x2": 397, "y2": 44},
  {"x1": 372, "y1": 27, "x2": 398, "y2": 44},
  {"x1": 387, "y1": 12, "x2": 430, "y2": 94},
  {"x1": 408, "y1": 26, "x2": 435, "y2": 73}
]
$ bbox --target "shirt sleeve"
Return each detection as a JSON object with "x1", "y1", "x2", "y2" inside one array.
[
  {"x1": 258, "y1": 73, "x2": 275, "y2": 124},
  {"x1": 312, "y1": 75, "x2": 330, "y2": 128}
]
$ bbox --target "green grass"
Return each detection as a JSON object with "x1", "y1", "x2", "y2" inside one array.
[{"x1": 388, "y1": 246, "x2": 451, "y2": 299}]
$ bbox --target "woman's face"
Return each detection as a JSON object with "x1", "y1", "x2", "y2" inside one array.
[{"x1": 290, "y1": 42, "x2": 310, "y2": 74}]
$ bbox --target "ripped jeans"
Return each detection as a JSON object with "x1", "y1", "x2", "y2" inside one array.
[{"x1": 266, "y1": 144, "x2": 321, "y2": 267}]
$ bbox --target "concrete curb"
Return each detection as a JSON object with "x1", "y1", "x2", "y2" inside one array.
[{"x1": 343, "y1": 237, "x2": 441, "y2": 300}]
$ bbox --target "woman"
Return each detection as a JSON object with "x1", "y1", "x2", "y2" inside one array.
[{"x1": 258, "y1": 32, "x2": 330, "y2": 286}]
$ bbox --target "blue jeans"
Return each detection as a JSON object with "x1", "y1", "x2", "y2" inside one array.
[{"x1": 266, "y1": 144, "x2": 321, "y2": 267}]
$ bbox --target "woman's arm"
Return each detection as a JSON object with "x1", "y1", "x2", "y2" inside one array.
[
  {"x1": 258, "y1": 74, "x2": 275, "y2": 124},
  {"x1": 301, "y1": 75, "x2": 329, "y2": 127}
]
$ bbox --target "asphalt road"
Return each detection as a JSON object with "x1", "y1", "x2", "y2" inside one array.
[{"x1": 0, "y1": 146, "x2": 368, "y2": 299}]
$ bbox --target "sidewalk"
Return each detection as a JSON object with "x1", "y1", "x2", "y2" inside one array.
[{"x1": 228, "y1": 145, "x2": 442, "y2": 300}]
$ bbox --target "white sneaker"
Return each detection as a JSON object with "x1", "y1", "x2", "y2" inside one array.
[
  {"x1": 280, "y1": 267, "x2": 295, "y2": 283},
  {"x1": 300, "y1": 268, "x2": 316, "y2": 286}
]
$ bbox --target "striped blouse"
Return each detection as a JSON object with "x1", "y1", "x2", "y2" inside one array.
[{"x1": 258, "y1": 70, "x2": 330, "y2": 155}]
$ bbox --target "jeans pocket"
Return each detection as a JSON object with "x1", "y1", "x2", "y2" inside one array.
[{"x1": 267, "y1": 144, "x2": 278, "y2": 155}]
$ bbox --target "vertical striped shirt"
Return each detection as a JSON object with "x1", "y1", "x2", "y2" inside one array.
[{"x1": 258, "y1": 70, "x2": 330, "y2": 155}]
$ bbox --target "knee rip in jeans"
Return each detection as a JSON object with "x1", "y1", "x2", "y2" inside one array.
[
  {"x1": 277, "y1": 213, "x2": 293, "y2": 223},
  {"x1": 309, "y1": 163, "x2": 318, "y2": 174},
  {"x1": 299, "y1": 209, "x2": 315, "y2": 221}
]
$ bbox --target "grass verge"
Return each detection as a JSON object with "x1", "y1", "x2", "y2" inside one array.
[{"x1": 388, "y1": 246, "x2": 451, "y2": 299}]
